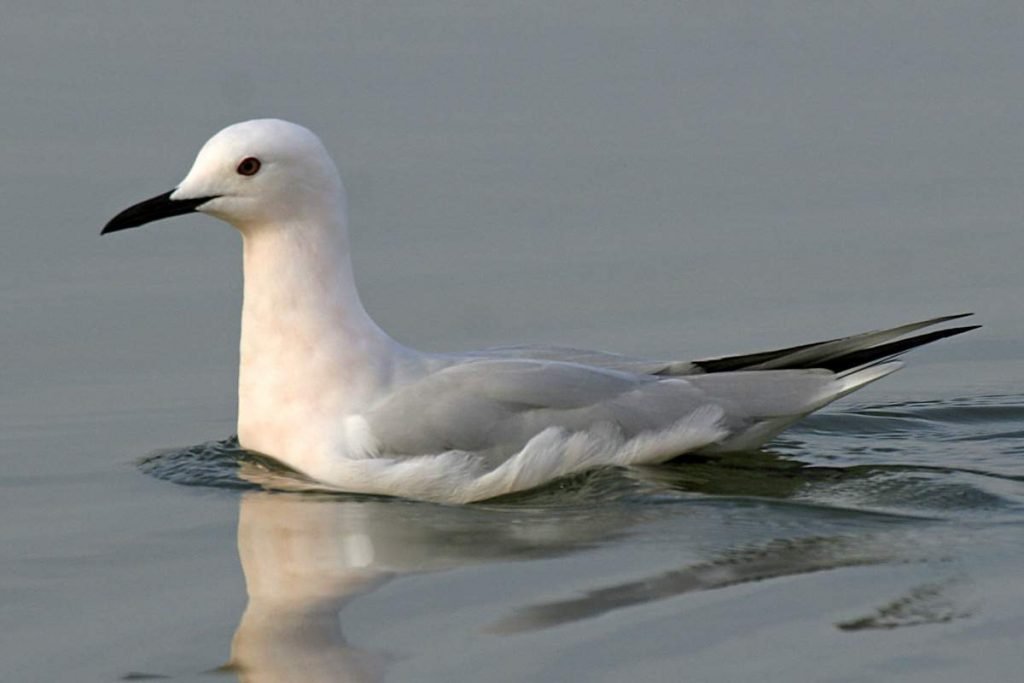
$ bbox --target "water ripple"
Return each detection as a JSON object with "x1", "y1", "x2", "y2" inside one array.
[{"x1": 137, "y1": 394, "x2": 1024, "y2": 520}]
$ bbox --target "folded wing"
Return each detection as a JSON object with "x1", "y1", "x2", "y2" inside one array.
[{"x1": 364, "y1": 359, "x2": 883, "y2": 463}]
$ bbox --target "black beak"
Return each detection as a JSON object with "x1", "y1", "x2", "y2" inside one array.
[{"x1": 101, "y1": 190, "x2": 218, "y2": 235}]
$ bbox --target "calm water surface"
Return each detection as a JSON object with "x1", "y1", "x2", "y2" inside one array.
[{"x1": 2, "y1": 3, "x2": 1022, "y2": 682}]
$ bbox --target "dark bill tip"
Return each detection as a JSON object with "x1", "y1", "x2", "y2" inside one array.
[{"x1": 101, "y1": 190, "x2": 218, "y2": 235}]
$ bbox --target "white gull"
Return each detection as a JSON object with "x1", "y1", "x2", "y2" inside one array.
[{"x1": 103, "y1": 119, "x2": 977, "y2": 503}]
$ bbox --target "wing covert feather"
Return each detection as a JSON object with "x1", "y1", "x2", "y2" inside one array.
[{"x1": 365, "y1": 360, "x2": 712, "y2": 458}]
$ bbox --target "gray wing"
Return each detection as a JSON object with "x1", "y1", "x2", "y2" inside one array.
[
  {"x1": 467, "y1": 313, "x2": 977, "y2": 377},
  {"x1": 364, "y1": 315, "x2": 976, "y2": 462},
  {"x1": 460, "y1": 345, "x2": 688, "y2": 375},
  {"x1": 365, "y1": 358, "x2": 840, "y2": 461}
]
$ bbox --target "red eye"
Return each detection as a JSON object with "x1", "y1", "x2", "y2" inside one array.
[{"x1": 236, "y1": 157, "x2": 261, "y2": 176}]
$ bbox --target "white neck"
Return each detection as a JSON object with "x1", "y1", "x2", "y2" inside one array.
[{"x1": 235, "y1": 204, "x2": 409, "y2": 460}]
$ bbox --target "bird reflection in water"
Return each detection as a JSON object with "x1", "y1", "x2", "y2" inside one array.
[
  {"x1": 220, "y1": 472, "x2": 911, "y2": 681},
  {"x1": 223, "y1": 488, "x2": 647, "y2": 681}
]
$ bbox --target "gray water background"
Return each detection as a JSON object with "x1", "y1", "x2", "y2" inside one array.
[{"x1": 2, "y1": 2, "x2": 1023, "y2": 681}]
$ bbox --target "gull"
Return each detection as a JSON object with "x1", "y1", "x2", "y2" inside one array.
[{"x1": 102, "y1": 119, "x2": 977, "y2": 503}]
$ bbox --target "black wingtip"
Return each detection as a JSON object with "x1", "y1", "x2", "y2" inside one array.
[
  {"x1": 820, "y1": 324, "x2": 981, "y2": 373},
  {"x1": 692, "y1": 316, "x2": 981, "y2": 375},
  {"x1": 938, "y1": 312, "x2": 975, "y2": 324}
]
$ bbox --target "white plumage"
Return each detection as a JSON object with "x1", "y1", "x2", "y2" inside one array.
[{"x1": 103, "y1": 119, "x2": 976, "y2": 503}]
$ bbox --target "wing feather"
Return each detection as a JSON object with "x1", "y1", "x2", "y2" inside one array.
[{"x1": 364, "y1": 359, "x2": 850, "y2": 462}]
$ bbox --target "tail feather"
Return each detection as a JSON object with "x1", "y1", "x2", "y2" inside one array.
[{"x1": 700, "y1": 361, "x2": 903, "y2": 453}]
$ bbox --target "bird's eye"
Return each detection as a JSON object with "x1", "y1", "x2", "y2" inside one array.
[{"x1": 236, "y1": 157, "x2": 261, "y2": 176}]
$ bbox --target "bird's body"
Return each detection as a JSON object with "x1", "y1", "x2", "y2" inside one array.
[{"x1": 103, "y1": 119, "x2": 977, "y2": 503}]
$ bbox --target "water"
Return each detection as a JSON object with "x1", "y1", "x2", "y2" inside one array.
[{"x1": 2, "y1": 2, "x2": 1023, "y2": 681}]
